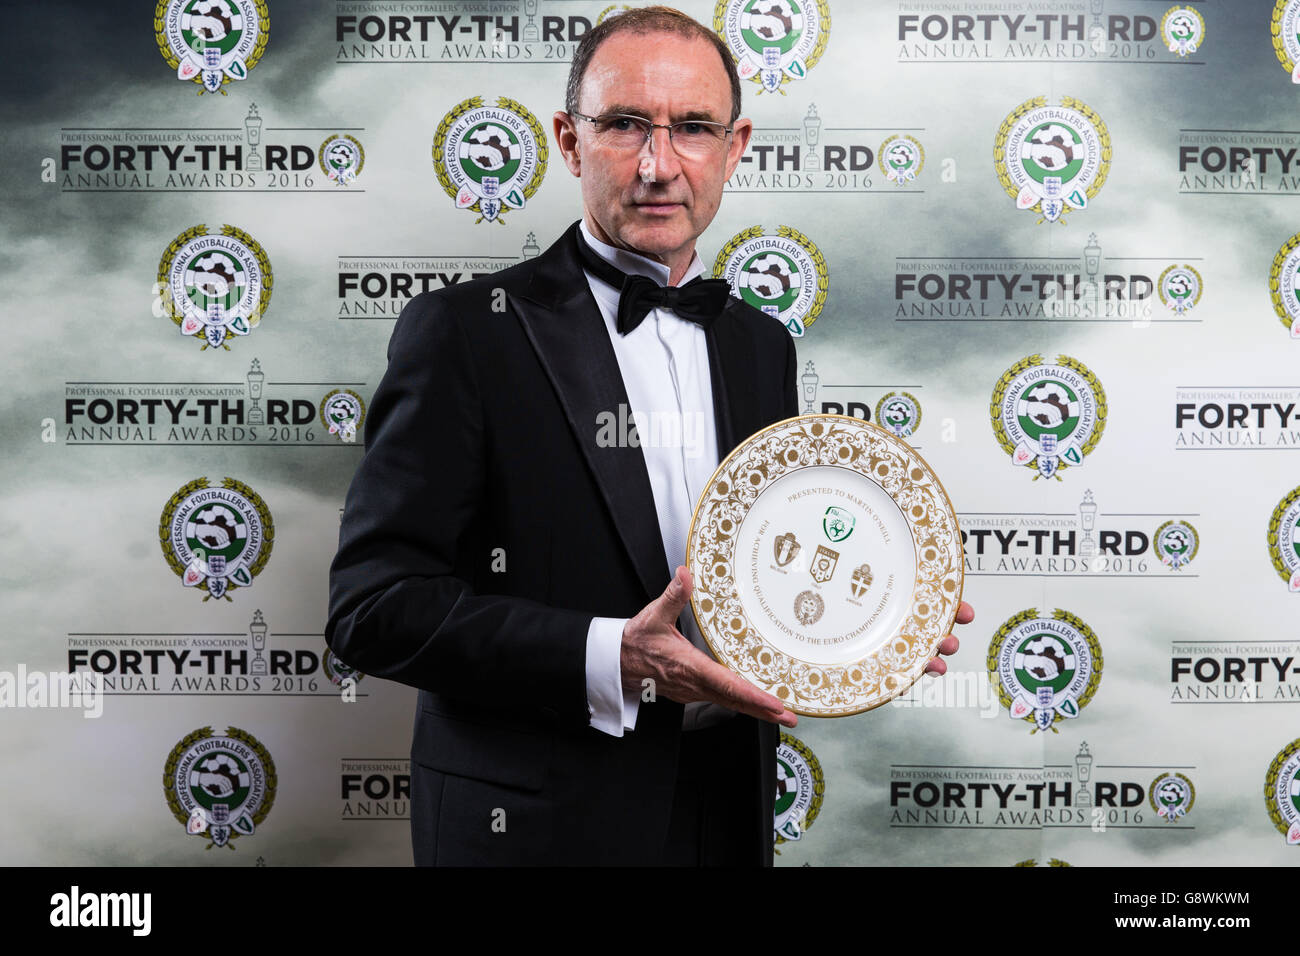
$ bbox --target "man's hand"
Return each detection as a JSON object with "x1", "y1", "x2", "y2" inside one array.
[
  {"x1": 621, "y1": 566, "x2": 798, "y2": 728},
  {"x1": 922, "y1": 600, "x2": 974, "y2": 677}
]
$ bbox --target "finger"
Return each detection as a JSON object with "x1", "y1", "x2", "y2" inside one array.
[
  {"x1": 652, "y1": 566, "x2": 694, "y2": 626},
  {"x1": 955, "y1": 601, "x2": 974, "y2": 625},
  {"x1": 924, "y1": 657, "x2": 948, "y2": 677},
  {"x1": 698, "y1": 658, "x2": 794, "y2": 723},
  {"x1": 937, "y1": 635, "x2": 959, "y2": 656}
]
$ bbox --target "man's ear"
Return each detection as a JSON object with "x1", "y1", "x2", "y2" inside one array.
[
  {"x1": 723, "y1": 117, "x2": 753, "y2": 182},
  {"x1": 553, "y1": 111, "x2": 582, "y2": 177}
]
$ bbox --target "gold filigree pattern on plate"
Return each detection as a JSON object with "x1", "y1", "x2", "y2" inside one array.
[{"x1": 687, "y1": 415, "x2": 963, "y2": 717}]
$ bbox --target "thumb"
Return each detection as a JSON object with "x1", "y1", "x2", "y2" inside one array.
[{"x1": 654, "y1": 566, "x2": 693, "y2": 624}]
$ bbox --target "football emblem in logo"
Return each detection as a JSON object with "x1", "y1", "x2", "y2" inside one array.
[
  {"x1": 155, "y1": 0, "x2": 268, "y2": 94},
  {"x1": 774, "y1": 733, "x2": 825, "y2": 848},
  {"x1": 995, "y1": 96, "x2": 1110, "y2": 224},
  {"x1": 988, "y1": 608, "x2": 1103, "y2": 733},
  {"x1": 715, "y1": 226, "x2": 828, "y2": 337},
  {"x1": 991, "y1": 354, "x2": 1106, "y2": 480},
  {"x1": 714, "y1": 0, "x2": 830, "y2": 94},
  {"x1": 433, "y1": 97, "x2": 547, "y2": 223}
]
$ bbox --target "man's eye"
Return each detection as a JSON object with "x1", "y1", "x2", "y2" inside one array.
[
  {"x1": 607, "y1": 117, "x2": 638, "y2": 132},
  {"x1": 678, "y1": 122, "x2": 707, "y2": 136}
]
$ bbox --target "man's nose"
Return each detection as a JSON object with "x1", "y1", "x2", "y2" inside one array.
[{"x1": 639, "y1": 125, "x2": 683, "y2": 181}]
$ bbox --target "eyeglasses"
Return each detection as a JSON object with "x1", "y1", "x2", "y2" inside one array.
[{"x1": 568, "y1": 111, "x2": 733, "y2": 159}]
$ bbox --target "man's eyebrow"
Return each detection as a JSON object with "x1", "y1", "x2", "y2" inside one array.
[{"x1": 597, "y1": 104, "x2": 727, "y2": 124}]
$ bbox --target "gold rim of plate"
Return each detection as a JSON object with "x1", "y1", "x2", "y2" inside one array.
[{"x1": 686, "y1": 414, "x2": 964, "y2": 717}]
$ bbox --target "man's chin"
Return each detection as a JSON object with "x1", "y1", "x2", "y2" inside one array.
[{"x1": 617, "y1": 219, "x2": 695, "y2": 259}]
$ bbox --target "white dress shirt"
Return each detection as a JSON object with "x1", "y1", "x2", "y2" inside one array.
[{"x1": 578, "y1": 220, "x2": 736, "y2": 736}]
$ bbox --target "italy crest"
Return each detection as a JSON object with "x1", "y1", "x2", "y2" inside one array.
[
  {"x1": 1153, "y1": 520, "x2": 1199, "y2": 571},
  {"x1": 1148, "y1": 771, "x2": 1195, "y2": 823},
  {"x1": 991, "y1": 354, "x2": 1106, "y2": 480},
  {"x1": 878, "y1": 135, "x2": 925, "y2": 186},
  {"x1": 1266, "y1": 738, "x2": 1300, "y2": 844},
  {"x1": 159, "y1": 477, "x2": 274, "y2": 601},
  {"x1": 714, "y1": 0, "x2": 830, "y2": 94},
  {"x1": 714, "y1": 225, "x2": 828, "y2": 336},
  {"x1": 1267, "y1": 485, "x2": 1300, "y2": 592},
  {"x1": 318, "y1": 134, "x2": 365, "y2": 186},
  {"x1": 1272, "y1": 0, "x2": 1300, "y2": 83},
  {"x1": 875, "y1": 391, "x2": 922, "y2": 438},
  {"x1": 995, "y1": 96, "x2": 1111, "y2": 224},
  {"x1": 987, "y1": 608, "x2": 1103, "y2": 734},
  {"x1": 1161, "y1": 6, "x2": 1205, "y2": 57},
  {"x1": 1158, "y1": 264, "x2": 1203, "y2": 315},
  {"x1": 154, "y1": 0, "x2": 268, "y2": 94},
  {"x1": 433, "y1": 97, "x2": 547, "y2": 223},
  {"x1": 320, "y1": 388, "x2": 366, "y2": 443},
  {"x1": 164, "y1": 726, "x2": 275, "y2": 849},
  {"x1": 1269, "y1": 232, "x2": 1300, "y2": 339},
  {"x1": 774, "y1": 732, "x2": 824, "y2": 848},
  {"x1": 157, "y1": 224, "x2": 272, "y2": 351}
]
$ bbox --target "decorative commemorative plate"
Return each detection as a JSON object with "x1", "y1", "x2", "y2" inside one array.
[{"x1": 686, "y1": 415, "x2": 963, "y2": 717}]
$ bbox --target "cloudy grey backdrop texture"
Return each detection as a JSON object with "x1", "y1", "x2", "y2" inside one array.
[{"x1": 2, "y1": 0, "x2": 1299, "y2": 865}]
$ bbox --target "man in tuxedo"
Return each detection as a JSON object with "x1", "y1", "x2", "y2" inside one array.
[{"x1": 327, "y1": 6, "x2": 968, "y2": 866}]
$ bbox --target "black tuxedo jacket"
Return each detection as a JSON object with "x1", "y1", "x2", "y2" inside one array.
[{"x1": 327, "y1": 221, "x2": 798, "y2": 865}]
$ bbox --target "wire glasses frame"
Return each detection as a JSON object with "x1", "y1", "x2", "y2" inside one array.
[{"x1": 568, "y1": 110, "x2": 734, "y2": 158}]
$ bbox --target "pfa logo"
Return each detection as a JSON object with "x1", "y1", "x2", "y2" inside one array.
[
  {"x1": 318, "y1": 134, "x2": 365, "y2": 186},
  {"x1": 1149, "y1": 771, "x2": 1196, "y2": 823},
  {"x1": 1266, "y1": 738, "x2": 1300, "y2": 845},
  {"x1": 1269, "y1": 232, "x2": 1300, "y2": 340},
  {"x1": 1161, "y1": 6, "x2": 1205, "y2": 58},
  {"x1": 987, "y1": 608, "x2": 1103, "y2": 734},
  {"x1": 433, "y1": 96, "x2": 546, "y2": 223},
  {"x1": 164, "y1": 726, "x2": 275, "y2": 849},
  {"x1": 714, "y1": 225, "x2": 828, "y2": 337},
  {"x1": 1158, "y1": 264, "x2": 1203, "y2": 315},
  {"x1": 875, "y1": 392, "x2": 922, "y2": 438},
  {"x1": 157, "y1": 224, "x2": 272, "y2": 351},
  {"x1": 774, "y1": 732, "x2": 824, "y2": 848},
  {"x1": 319, "y1": 389, "x2": 366, "y2": 443},
  {"x1": 714, "y1": 0, "x2": 830, "y2": 95},
  {"x1": 878, "y1": 135, "x2": 924, "y2": 186},
  {"x1": 1273, "y1": 0, "x2": 1300, "y2": 83},
  {"x1": 159, "y1": 477, "x2": 274, "y2": 601},
  {"x1": 1153, "y1": 520, "x2": 1199, "y2": 570},
  {"x1": 995, "y1": 96, "x2": 1110, "y2": 224},
  {"x1": 1268, "y1": 485, "x2": 1300, "y2": 592},
  {"x1": 155, "y1": 0, "x2": 268, "y2": 94},
  {"x1": 991, "y1": 354, "x2": 1106, "y2": 481}
]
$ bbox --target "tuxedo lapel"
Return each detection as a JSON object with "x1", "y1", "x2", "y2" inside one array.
[
  {"x1": 706, "y1": 298, "x2": 767, "y2": 457},
  {"x1": 510, "y1": 224, "x2": 671, "y2": 603}
]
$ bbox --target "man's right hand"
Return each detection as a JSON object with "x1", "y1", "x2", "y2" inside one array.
[{"x1": 620, "y1": 565, "x2": 798, "y2": 728}]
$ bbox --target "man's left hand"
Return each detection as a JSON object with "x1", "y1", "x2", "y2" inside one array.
[{"x1": 922, "y1": 600, "x2": 973, "y2": 677}]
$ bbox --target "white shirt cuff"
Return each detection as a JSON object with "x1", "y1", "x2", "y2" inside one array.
[{"x1": 585, "y1": 616, "x2": 641, "y2": 737}]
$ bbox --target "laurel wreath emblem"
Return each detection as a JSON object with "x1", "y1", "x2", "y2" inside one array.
[
  {"x1": 156, "y1": 225, "x2": 273, "y2": 350},
  {"x1": 1265, "y1": 737, "x2": 1300, "y2": 836},
  {"x1": 158, "y1": 477, "x2": 275, "y2": 600},
  {"x1": 432, "y1": 96, "x2": 548, "y2": 224},
  {"x1": 712, "y1": 0, "x2": 831, "y2": 95},
  {"x1": 774, "y1": 732, "x2": 825, "y2": 852},
  {"x1": 989, "y1": 353, "x2": 1107, "y2": 479},
  {"x1": 164, "y1": 726, "x2": 277, "y2": 850},
  {"x1": 994, "y1": 96, "x2": 1111, "y2": 224},
  {"x1": 153, "y1": 0, "x2": 269, "y2": 95},
  {"x1": 712, "y1": 225, "x2": 829, "y2": 330},
  {"x1": 986, "y1": 608, "x2": 1103, "y2": 733},
  {"x1": 1267, "y1": 485, "x2": 1300, "y2": 582}
]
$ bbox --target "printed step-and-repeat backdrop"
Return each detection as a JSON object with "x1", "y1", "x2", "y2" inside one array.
[{"x1": 4, "y1": 0, "x2": 1300, "y2": 866}]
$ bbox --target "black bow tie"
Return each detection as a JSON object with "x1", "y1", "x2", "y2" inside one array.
[{"x1": 574, "y1": 228, "x2": 732, "y2": 335}]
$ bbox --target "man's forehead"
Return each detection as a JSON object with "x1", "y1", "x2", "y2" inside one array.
[{"x1": 580, "y1": 30, "x2": 731, "y2": 115}]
